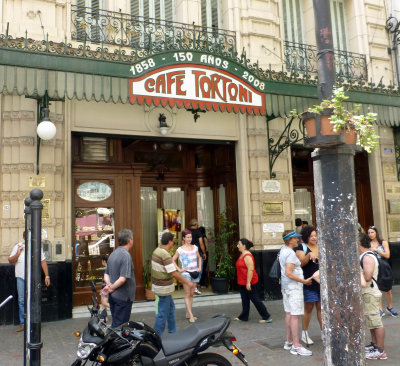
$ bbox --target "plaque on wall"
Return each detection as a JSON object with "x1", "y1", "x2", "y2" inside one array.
[
  {"x1": 29, "y1": 176, "x2": 46, "y2": 188},
  {"x1": 384, "y1": 164, "x2": 396, "y2": 175},
  {"x1": 384, "y1": 147, "x2": 393, "y2": 155},
  {"x1": 389, "y1": 200, "x2": 400, "y2": 214},
  {"x1": 42, "y1": 199, "x2": 50, "y2": 220},
  {"x1": 262, "y1": 202, "x2": 283, "y2": 215},
  {"x1": 262, "y1": 180, "x2": 281, "y2": 193},
  {"x1": 389, "y1": 219, "x2": 400, "y2": 232},
  {"x1": 263, "y1": 223, "x2": 284, "y2": 233}
]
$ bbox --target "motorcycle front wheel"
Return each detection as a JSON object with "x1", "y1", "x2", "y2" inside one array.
[{"x1": 187, "y1": 353, "x2": 232, "y2": 366}]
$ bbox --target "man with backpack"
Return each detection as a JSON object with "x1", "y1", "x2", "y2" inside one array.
[{"x1": 359, "y1": 233, "x2": 387, "y2": 360}]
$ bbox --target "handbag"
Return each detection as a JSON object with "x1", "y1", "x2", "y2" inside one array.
[
  {"x1": 189, "y1": 271, "x2": 200, "y2": 279},
  {"x1": 269, "y1": 253, "x2": 281, "y2": 283}
]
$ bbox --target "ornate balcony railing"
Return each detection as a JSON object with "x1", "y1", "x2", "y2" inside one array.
[
  {"x1": 284, "y1": 41, "x2": 368, "y2": 82},
  {"x1": 71, "y1": 5, "x2": 236, "y2": 58}
]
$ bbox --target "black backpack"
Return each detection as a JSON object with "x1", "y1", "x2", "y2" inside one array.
[{"x1": 360, "y1": 251, "x2": 393, "y2": 292}]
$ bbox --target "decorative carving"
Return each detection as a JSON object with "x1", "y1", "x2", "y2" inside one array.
[{"x1": 2, "y1": 164, "x2": 34, "y2": 172}]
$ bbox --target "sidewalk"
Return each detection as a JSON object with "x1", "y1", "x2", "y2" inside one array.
[{"x1": 1, "y1": 286, "x2": 400, "y2": 365}]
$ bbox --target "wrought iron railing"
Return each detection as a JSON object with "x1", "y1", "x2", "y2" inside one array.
[
  {"x1": 283, "y1": 41, "x2": 368, "y2": 81},
  {"x1": 71, "y1": 5, "x2": 236, "y2": 57}
]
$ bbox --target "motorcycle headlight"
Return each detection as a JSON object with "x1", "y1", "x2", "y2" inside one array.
[{"x1": 77, "y1": 340, "x2": 97, "y2": 359}]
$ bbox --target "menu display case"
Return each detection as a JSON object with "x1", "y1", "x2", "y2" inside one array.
[{"x1": 74, "y1": 207, "x2": 115, "y2": 288}]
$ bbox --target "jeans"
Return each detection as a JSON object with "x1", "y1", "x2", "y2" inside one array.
[
  {"x1": 16, "y1": 277, "x2": 25, "y2": 325},
  {"x1": 238, "y1": 283, "x2": 270, "y2": 321},
  {"x1": 109, "y1": 294, "x2": 133, "y2": 328},
  {"x1": 153, "y1": 295, "x2": 177, "y2": 335}
]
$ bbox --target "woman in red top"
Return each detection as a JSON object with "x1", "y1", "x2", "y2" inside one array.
[{"x1": 234, "y1": 238, "x2": 272, "y2": 323}]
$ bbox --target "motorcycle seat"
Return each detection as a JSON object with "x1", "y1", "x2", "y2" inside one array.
[{"x1": 161, "y1": 316, "x2": 228, "y2": 356}]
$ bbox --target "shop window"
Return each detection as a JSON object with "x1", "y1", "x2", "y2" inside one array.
[
  {"x1": 74, "y1": 207, "x2": 115, "y2": 288},
  {"x1": 294, "y1": 188, "x2": 313, "y2": 225}
]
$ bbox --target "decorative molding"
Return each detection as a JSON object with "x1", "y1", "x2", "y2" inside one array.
[
  {"x1": 1, "y1": 111, "x2": 35, "y2": 120},
  {"x1": 2, "y1": 136, "x2": 35, "y2": 145},
  {"x1": 1, "y1": 164, "x2": 34, "y2": 172},
  {"x1": 248, "y1": 149, "x2": 268, "y2": 158},
  {"x1": 251, "y1": 215, "x2": 292, "y2": 223},
  {"x1": 0, "y1": 219, "x2": 25, "y2": 227}
]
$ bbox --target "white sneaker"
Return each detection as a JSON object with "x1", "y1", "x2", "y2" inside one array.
[
  {"x1": 301, "y1": 330, "x2": 314, "y2": 345},
  {"x1": 283, "y1": 341, "x2": 293, "y2": 350},
  {"x1": 194, "y1": 288, "x2": 202, "y2": 295},
  {"x1": 290, "y1": 345, "x2": 313, "y2": 356}
]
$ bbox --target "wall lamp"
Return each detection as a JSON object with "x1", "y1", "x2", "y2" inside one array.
[
  {"x1": 159, "y1": 113, "x2": 169, "y2": 135},
  {"x1": 187, "y1": 108, "x2": 206, "y2": 122},
  {"x1": 26, "y1": 91, "x2": 61, "y2": 174}
]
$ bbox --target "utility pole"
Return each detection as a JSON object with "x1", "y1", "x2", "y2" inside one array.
[{"x1": 311, "y1": 1, "x2": 364, "y2": 365}]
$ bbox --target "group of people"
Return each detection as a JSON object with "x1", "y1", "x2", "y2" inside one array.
[
  {"x1": 277, "y1": 221, "x2": 396, "y2": 359},
  {"x1": 8, "y1": 219, "x2": 396, "y2": 362}
]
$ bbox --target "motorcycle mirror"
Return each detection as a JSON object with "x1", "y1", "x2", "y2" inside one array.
[
  {"x1": 88, "y1": 319, "x2": 105, "y2": 338},
  {"x1": 91, "y1": 296, "x2": 97, "y2": 308},
  {"x1": 91, "y1": 280, "x2": 96, "y2": 294}
]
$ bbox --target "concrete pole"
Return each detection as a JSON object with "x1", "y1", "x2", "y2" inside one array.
[{"x1": 311, "y1": 1, "x2": 364, "y2": 365}]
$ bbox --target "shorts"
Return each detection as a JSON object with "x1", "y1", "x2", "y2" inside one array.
[
  {"x1": 282, "y1": 288, "x2": 304, "y2": 316},
  {"x1": 181, "y1": 271, "x2": 200, "y2": 283},
  {"x1": 304, "y1": 287, "x2": 321, "y2": 303},
  {"x1": 363, "y1": 293, "x2": 383, "y2": 329}
]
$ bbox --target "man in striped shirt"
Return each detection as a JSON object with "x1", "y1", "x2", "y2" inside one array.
[{"x1": 152, "y1": 231, "x2": 195, "y2": 335}]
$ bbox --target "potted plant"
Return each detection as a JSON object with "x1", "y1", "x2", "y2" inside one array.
[
  {"x1": 143, "y1": 257, "x2": 155, "y2": 301},
  {"x1": 210, "y1": 211, "x2": 237, "y2": 294},
  {"x1": 301, "y1": 87, "x2": 379, "y2": 153}
]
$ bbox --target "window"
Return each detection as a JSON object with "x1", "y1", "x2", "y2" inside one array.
[
  {"x1": 130, "y1": 0, "x2": 175, "y2": 22},
  {"x1": 282, "y1": 0, "x2": 304, "y2": 44},
  {"x1": 330, "y1": 0, "x2": 348, "y2": 51},
  {"x1": 201, "y1": 0, "x2": 222, "y2": 29},
  {"x1": 76, "y1": 0, "x2": 105, "y2": 43}
]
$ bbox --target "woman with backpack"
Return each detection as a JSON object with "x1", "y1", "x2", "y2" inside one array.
[
  {"x1": 368, "y1": 225, "x2": 398, "y2": 317},
  {"x1": 295, "y1": 225, "x2": 321, "y2": 345}
]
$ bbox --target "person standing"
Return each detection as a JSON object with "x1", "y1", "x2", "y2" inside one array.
[
  {"x1": 152, "y1": 231, "x2": 196, "y2": 335},
  {"x1": 198, "y1": 226, "x2": 209, "y2": 289},
  {"x1": 367, "y1": 225, "x2": 398, "y2": 317},
  {"x1": 295, "y1": 225, "x2": 321, "y2": 345},
  {"x1": 279, "y1": 230, "x2": 312, "y2": 356},
  {"x1": 360, "y1": 232, "x2": 387, "y2": 360},
  {"x1": 8, "y1": 232, "x2": 51, "y2": 332},
  {"x1": 295, "y1": 218, "x2": 303, "y2": 234},
  {"x1": 104, "y1": 229, "x2": 136, "y2": 328},
  {"x1": 189, "y1": 219, "x2": 206, "y2": 294},
  {"x1": 172, "y1": 230, "x2": 202, "y2": 322},
  {"x1": 234, "y1": 238, "x2": 271, "y2": 323}
]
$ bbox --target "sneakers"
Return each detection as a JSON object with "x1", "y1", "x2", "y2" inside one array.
[
  {"x1": 386, "y1": 307, "x2": 398, "y2": 317},
  {"x1": 366, "y1": 349, "x2": 388, "y2": 360},
  {"x1": 301, "y1": 330, "x2": 314, "y2": 345},
  {"x1": 194, "y1": 288, "x2": 202, "y2": 295},
  {"x1": 16, "y1": 325, "x2": 24, "y2": 333},
  {"x1": 283, "y1": 341, "x2": 293, "y2": 350},
  {"x1": 365, "y1": 342, "x2": 376, "y2": 353},
  {"x1": 380, "y1": 309, "x2": 385, "y2": 317},
  {"x1": 290, "y1": 345, "x2": 313, "y2": 356}
]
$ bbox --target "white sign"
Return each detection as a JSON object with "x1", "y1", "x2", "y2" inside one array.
[
  {"x1": 110, "y1": 239, "x2": 115, "y2": 248},
  {"x1": 263, "y1": 223, "x2": 285, "y2": 233},
  {"x1": 262, "y1": 180, "x2": 281, "y2": 193}
]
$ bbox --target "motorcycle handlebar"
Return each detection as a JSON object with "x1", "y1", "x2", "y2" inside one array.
[{"x1": 91, "y1": 296, "x2": 97, "y2": 307}]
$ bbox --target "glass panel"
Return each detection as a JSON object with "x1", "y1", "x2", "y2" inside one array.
[
  {"x1": 141, "y1": 187, "x2": 158, "y2": 263},
  {"x1": 74, "y1": 207, "x2": 115, "y2": 288},
  {"x1": 294, "y1": 188, "x2": 313, "y2": 225},
  {"x1": 218, "y1": 184, "x2": 226, "y2": 213},
  {"x1": 77, "y1": 181, "x2": 112, "y2": 201},
  {"x1": 197, "y1": 187, "x2": 215, "y2": 271},
  {"x1": 163, "y1": 187, "x2": 185, "y2": 210}
]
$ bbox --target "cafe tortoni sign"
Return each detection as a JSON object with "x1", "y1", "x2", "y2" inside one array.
[{"x1": 129, "y1": 51, "x2": 266, "y2": 115}]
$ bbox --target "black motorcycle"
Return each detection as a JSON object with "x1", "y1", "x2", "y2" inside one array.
[{"x1": 71, "y1": 285, "x2": 247, "y2": 366}]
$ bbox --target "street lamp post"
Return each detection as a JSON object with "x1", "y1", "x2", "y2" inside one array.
[{"x1": 311, "y1": 1, "x2": 364, "y2": 365}]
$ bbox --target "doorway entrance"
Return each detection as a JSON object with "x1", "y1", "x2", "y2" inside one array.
[
  {"x1": 72, "y1": 135, "x2": 238, "y2": 305},
  {"x1": 291, "y1": 146, "x2": 373, "y2": 229}
]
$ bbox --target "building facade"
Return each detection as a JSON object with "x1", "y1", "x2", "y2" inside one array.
[{"x1": 1, "y1": 0, "x2": 400, "y2": 313}]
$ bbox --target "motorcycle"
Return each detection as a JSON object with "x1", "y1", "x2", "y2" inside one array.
[{"x1": 71, "y1": 284, "x2": 247, "y2": 366}]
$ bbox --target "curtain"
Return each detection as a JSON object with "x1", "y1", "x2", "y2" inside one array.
[
  {"x1": 141, "y1": 187, "x2": 158, "y2": 264},
  {"x1": 163, "y1": 188, "x2": 184, "y2": 210},
  {"x1": 218, "y1": 184, "x2": 226, "y2": 214}
]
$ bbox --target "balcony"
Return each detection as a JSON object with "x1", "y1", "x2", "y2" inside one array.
[
  {"x1": 284, "y1": 41, "x2": 368, "y2": 82},
  {"x1": 71, "y1": 5, "x2": 236, "y2": 57}
]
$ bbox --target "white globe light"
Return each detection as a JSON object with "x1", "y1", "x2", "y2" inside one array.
[{"x1": 37, "y1": 120, "x2": 56, "y2": 140}]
